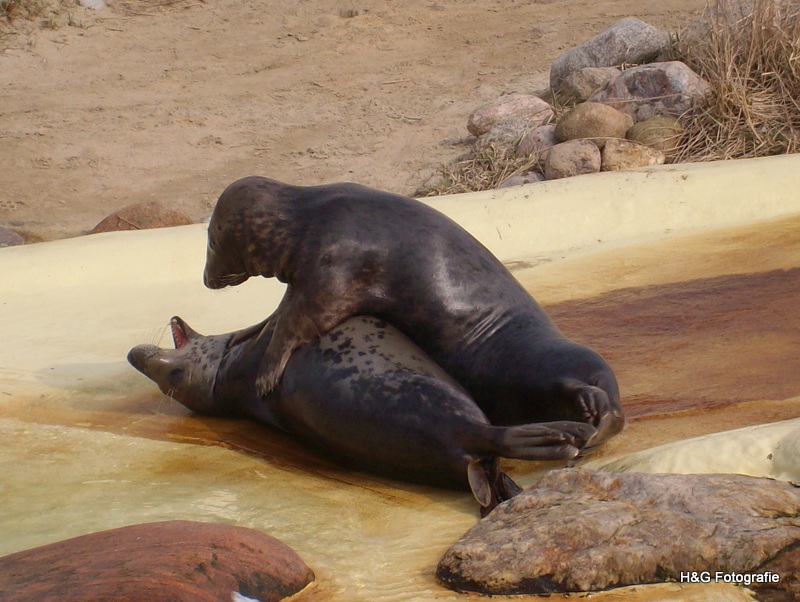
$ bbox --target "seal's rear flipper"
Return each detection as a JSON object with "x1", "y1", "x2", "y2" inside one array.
[
  {"x1": 467, "y1": 459, "x2": 493, "y2": 509},
  {"x1": 485, "y1": 421, "x2": 598, "y2": 461},
  {"x1": 467, "y1": 459, "x2": 523, "y2": 517},
  {"x1": 498, "y1": 471, "x2": 522, "y2": 499}
]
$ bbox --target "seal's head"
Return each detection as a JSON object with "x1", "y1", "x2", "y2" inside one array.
[
  {"x1": 127, "y1": 316, "x2": 232, "y2": 414},
  {"x1": 203, "y1": 176, "x2": 300, "y2": 289}
]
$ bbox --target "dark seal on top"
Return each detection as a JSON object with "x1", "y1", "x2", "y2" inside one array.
[{"x1": 203, "y1": 176, "x2": 625, "y2": 444}]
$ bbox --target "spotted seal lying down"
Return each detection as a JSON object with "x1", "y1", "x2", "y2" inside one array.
[{"x1": 128, "y1": 315, "x2": 597, "y2": 513}]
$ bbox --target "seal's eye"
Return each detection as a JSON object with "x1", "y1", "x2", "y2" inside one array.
[{"x1": 167, "y1": 368, "x2": 185, "y2": 389}]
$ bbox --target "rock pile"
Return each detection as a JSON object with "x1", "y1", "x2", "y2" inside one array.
[{"x1": 425, "y1": 16, "x2": 712, "y2": 192}]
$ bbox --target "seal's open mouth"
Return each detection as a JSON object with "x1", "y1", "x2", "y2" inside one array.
[{"x1": 171, "y1": 317, "x2": 188, "y2": 349}]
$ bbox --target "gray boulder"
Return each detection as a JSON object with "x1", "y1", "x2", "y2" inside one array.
[
  {"x1": 0, "y1": 226, "x2": 24, "y2": 247},
  {"x1": 544, "y1": 139, "x2": 601, "y2": 180},
  {"x1": 588, "y1": 61, "x2": 712, "y2": 122},
  {"x1": 475, "y1": 118, "x2": 534, "y2": 151},
  {"x1": 556, "y1": 67, "x2": 621, "y2": 103},
  {"x1": 680, "y1": 0, "x2": 800, "y2": 53},
  {"x1": 497, "y1": 172, "x2": 545, "y2": 189},
  {"x1": 550, "y1": 18, "x2": 669, "y2": 97},
  {"x1": 437, "y1": 469, "x2": 800, "y2": 598},
  {"x1": 77, "y1": 0, "x2": 106, "y2": 9}
]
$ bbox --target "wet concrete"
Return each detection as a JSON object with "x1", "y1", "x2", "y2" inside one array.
[{"x1": 1, "y1": 214, "x2": 799, "y2": 601}]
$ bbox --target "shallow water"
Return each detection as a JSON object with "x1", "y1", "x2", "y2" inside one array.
[{"x1": 3, "y1": 215, "x2": 800, "y2": 600}]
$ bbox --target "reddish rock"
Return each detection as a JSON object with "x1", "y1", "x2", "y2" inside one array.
[
  {"x1": 0, "y1": 520, "x2": 314, "y2": 602},
  {"x1": 588, "y1": 61, "x2": 712, "y2": 123},
  {"x1": 466, "y1": 93, "x2": 553, "y2": 137},
  {"x1": 90, "y1": 201, "x2": 193, "y2": 234},
  {"x1": 515, "y1": 124, "x2": 559, "y2": 162}
]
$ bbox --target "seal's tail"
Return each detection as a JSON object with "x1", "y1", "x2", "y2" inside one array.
[{"x1": 480, "y1": 420, "x2": 598, "y2": 462}]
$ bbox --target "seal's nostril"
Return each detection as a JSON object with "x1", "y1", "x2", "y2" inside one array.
[{"x1": 127, "y1": 345, "x2": 159, "y2": 372}]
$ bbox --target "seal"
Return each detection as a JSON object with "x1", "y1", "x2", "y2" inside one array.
[
  {"x1": 128, "y1": 315, "x2": 597, "y2": 513},
  {"x1": 203, "y1": 177, "x2": 625, "y2": 444}
]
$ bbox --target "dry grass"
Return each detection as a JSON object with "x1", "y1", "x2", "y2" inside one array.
[
  {"x1": 673, "y1": 0, "x2": 800, "y2": 161},
  {"x1": 1, "y1": 0, "x2": 89, "y2": 39},
  {"x1": 420, "y1": 145, "x2": 542, "y2": 197},
  {"x1": 1, "y1": 0, "x2": 50, "y2": 23}
]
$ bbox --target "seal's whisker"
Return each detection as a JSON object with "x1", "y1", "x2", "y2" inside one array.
[
  {"x1": 145, "y1": 323, "x2": 170, "y2": 347},
  {"x1": 153, "y1": 392, "x2": 172, "y2": 414}
]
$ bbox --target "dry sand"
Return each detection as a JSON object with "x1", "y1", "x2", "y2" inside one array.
[{"x1": 1, "y1": 0, "x2": 705, "y2": 240}]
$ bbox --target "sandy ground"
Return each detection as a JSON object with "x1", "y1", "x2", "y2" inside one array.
[{"x1": 1, "y1": 0, "x2": 707, "y2": 241}]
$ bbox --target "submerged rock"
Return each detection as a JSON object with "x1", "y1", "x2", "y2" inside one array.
[
  {"x1": 437, "y1": 469, "x2": 800, "y2": 598},
  {"x1": 0, "y1": 520, "x2": 315, "y2": 602}
]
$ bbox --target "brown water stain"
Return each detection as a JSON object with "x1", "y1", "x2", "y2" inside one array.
[
  {"x1": 0, "y1": 390, "x2": 429, "y2": 504},
  {"x1": 2, "y1": 215, "x2": 799, "y2": 485},
  {"x1": 549, "y1": 267, "x2": 800, "y2": 418}
]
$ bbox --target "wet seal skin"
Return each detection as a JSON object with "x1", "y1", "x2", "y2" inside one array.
[
  {"x1": 203, "y1": 176, "x2": 625, "y2": 445},
  {"x1": 128, "y1": 315, "x2": 597, "y2": 514}
]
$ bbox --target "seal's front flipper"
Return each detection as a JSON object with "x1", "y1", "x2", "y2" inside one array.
[
  {"x1": 557, "y1": 378, "x2": 626, "y2": 440},
  {"x1": 227, "y1": 317, "x2": 274, "y2": 348},
  {"x1": 256, "y1": 340, "x2": 295, "y2": 396},
  {"x1": 254, "y1": 289, "x2": 323, "y2": 395}
]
